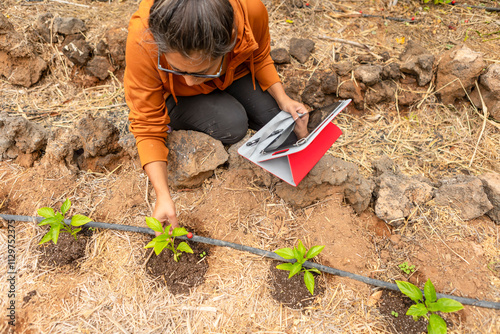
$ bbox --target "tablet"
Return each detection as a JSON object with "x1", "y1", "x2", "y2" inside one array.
[{"x1": 261, "y1": 101, "x2": 344, "y2": 154}]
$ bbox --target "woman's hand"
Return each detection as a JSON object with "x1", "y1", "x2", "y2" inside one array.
[
  {"x1": 267, "y1": 82, "x2": 310, "y2": 139},
  {"x1": 279, "y1": 97, "x2": 309, "y2": 139},
  {"x1": 152, "y1": 194, "x2": 178, "y2": 236},
  {"x1": 144, "y1": 161, "x2": 179, "y2": 236}
]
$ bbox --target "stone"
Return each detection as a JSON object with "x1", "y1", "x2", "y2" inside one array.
[
  {"x1": 95, "y1": 40, "x2": 108, "y2": 56},
  {"x1": 364, "y1": 80, "x2": 396, "y2": 105},
  {"x1": 301, "y1": 72, "x2": 324, "y2": 107},
  {"x1": 381, "y1": 63, "x2": 402, "y2": 80},
  {"x1": 40, "y1": 116, "x2": 127, "y2": 174},
  {"x1": 434, "y1": 175, "x2": 493, "y2": 220},
  {"x1": 469, "y1": 64, "x2": 500, "y2": 121},
  {"x1": 435, "y1": 44, "x2": 486, "y2": 105},
  {"x1": 0, "y1": 112, "x2": 47, "y2": 167},
  {"x1": 227, "y1": 134, "x2": 278, "y2": 188},
  {"x1": 338, "y1": 80, "x2": 364, "y2": 109},
  {"x1": 53, "y1": 17, "x2": 87, "y2": 35},
  {"x1": 321, "y1": 71, "x2": 338, "y2": 95},
  {"x1": 478, "y1": 173, "x2": 500, "y2": 223},
  {"x1": 400, "y1": 40, "x2": 434, "y2": 86},
  {"x1": 77, "y1": 115, "x2": 121, "y2": 158},
  {"x1": 118, "y1": 133, "x2": 139, "y2": 161},
  {"x1": 374, "y1": 172, "x2": 434, "y2": 225},
  {"x1": 62, "y1": 38, "x2": 92, "y2": 66},
  {"x1": 86, "y1": 56, "x2": 114, "y2": 80},
  {"x1": 289, "y1": 38, "x2": 315, "y2": 64},
  {"x1": 332, "y1": 61, "x2": 353, "y2": 76},
  {"x1": 40, "y1": 128, "x2": 82, "y2": 174},
  {"x1": 0, "y1": 13, "x2": 14, "y2": 32},
  {"x1": 354, "y1": 65, "x2": 382, "y2": 86},
  {"x1": 0, "y1": 14, "x2": 47, "y2": 87},
  {"x1": 270, "y1": 48, "x2": 290, "y2": 64},
  {"x1": 105, "y1": 28, "x2": 127, "y2": 67},
  {"x1": 283, "y1": 77, "x2": 301, "y2": 101},
  {"x1": 372, "y1": 155, "x2": 399, "y2": 177},
  {"x1": 34, "y1": 13, "x2": 54, "y2": 43},
  {"x1": 275, "y1": 155, "x2": 375, "y2": 213},
  {"x1": 166, "y1": 130, "x2": 229, "y2": 188}
]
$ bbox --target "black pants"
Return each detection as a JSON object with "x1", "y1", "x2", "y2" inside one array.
[{"x1": 166, "y1": 74, "x2": 280, "y2": 144}]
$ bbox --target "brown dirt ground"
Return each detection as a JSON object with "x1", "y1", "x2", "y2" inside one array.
[{"x1": 0, "y1": 0, "x2": 499, "y2": 333}]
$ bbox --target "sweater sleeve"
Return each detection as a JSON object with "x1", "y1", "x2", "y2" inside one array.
[
  {"x1": 246, "y1": 0, "x2": 281, "y2": 91},
  {"x1": 124, "y1": 19, "x2": 170, "y2": 168}
]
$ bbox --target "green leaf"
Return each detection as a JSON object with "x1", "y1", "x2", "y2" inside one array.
[
  {"x1": 276, "y1": 263, "x2": 294, "y2": 271},
  {"x1": 51, "y1": 224, "x2": 62, "y2": 244},
  {"x1": 170, "y1": 227, "x2": 188, "y2": 237},
  {"x1": 38, "y1": 207, "x2": 55, "y2": 218},
  {"x1": 288, "y1": 262, "x2": 302, "y2": 279},
  {"x1": 406, "y1": 303, "x2": 428, "y2": 318},
  {"x1": 71, "y1": 214, "x2": 92, "y2": 226},
  {"x1": 146, "y1": 217, "x2": 164, "y2": 233},
  {"x1": 308, "y1": 267, "x2": 321, "y2": 275},
  {"x1": 427, "y1": 302, "x2": 440, "y2": 312},
  {"x1": 61, "y1": 199, "x2": 71, "y2": 216},
  {"x1": 424, "y1": 279, "x2": 437, "y2": 304},
  {"x1": 304, "y1": 270, "x2": 315, "y2": 295},
  {"x1": 38, "y1": 232, "x2": 53, "y2": 245},
  {"x1": 305, "y1": 245, "x2": 324, "y2": 259},
  {"x1": 297, "y1": 240, "x2": 306, "y2": 257},
  {"x1": 38, "y1": 217, "x2": 59, "y2": 226},
  {"x1": 292, "y1": 248, "x2": 301, "y2": 261},
  {"x1": 434, "y1": 298, "x2": 464, "y2": 313},
  {"x1": 155, "y1": 234, "x2": 169, "y2": 242},
  {"x1": 396, "y1": 280, "x2": 423, "y2": 303},
  {"x1": 72, "y1": 227, "x2": 81, "y2": 235},
  {"x1": 274, "y1": 248, "x2": 295, "y2": 259},
  {"x1": 154, "y1": 240, "x2": 168, "y2": 255},
  {"x1": 428, "y1": 313, "x2": 447, "y2": 334},
  {"x1": 176, "y1": 242, "x2": 193, "y2": 253},
  {"x1": 144, "y1": 240, "x2": 156, "y2": 249}
]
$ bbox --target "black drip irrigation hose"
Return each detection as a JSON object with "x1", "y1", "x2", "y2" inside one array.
[
  {"x1": 2, "y1": 213, "x2": 500, "y2": 311},
  {"x1": 457, "y1": 4, "x2": 500, "y2": 12}
]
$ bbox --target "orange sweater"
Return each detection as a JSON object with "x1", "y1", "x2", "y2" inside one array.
[{"x1": 124, "y1": 0, "x2": 281, "y2": 167}]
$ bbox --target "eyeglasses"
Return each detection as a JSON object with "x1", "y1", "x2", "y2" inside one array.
[{"x1": 157, "y1": 53, "x2": 225, "y2": 78}]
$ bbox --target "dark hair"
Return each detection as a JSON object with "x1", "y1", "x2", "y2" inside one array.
[{"x1": 149, "y1": 0, "x2": 235, "y2": 59}]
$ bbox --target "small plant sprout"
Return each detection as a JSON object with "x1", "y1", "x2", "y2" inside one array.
[
  {"x1": 37, "y1": 199, "x2": 92, "y2": 245},
  {"x1": 399, "y1": 261, "x2": 416, "y2": 275},
  {"x1": 391, "y1": 311, "x2": 399, "y2": 318},
  {"x1": 144, "y1": 217, "x2": 193, "y2": 262},
  {"x1": 199, "y1": 251, "x2": 207, "y2": 258},
  {"x1": 274, "y1": 240, "x2": 324, "y2": 295},
  {"x1": 396, "y1": 279, "x2": 464, "y2": 334}
]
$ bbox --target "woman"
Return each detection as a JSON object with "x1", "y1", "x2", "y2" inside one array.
[{"x1": 124, "y1": 0, "x2": 308, "y2": 233}]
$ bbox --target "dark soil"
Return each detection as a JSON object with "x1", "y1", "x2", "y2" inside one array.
[
  {"x1": 38, "y1": 227, "x2": 92, "y2": 267},
  {"x1": 268, "y1": 260, "x2": 324, "y2": 309},
  {"x1": 378, "y1": 290, "x2": 428, "y2": 334},
  {"x1": 145, "y1": 239, "x2": 210, "y2": 295}
]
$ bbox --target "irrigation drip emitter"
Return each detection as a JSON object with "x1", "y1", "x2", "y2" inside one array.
[{"x1": 3, "y1": 213, "x2": 500, "y2": 311}]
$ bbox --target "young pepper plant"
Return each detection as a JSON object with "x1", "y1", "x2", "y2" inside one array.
[
  {"x1": 144, "y1": 217, "x2": 193, "y2": 262},
  {"x1": 396, "y1": 279, "x2": 464, "y2": 334},
  {"x1": 37, "y1": 199, "x2": 92, "y2": 245},
  {"x1": 274, "y1": 240, "x2": 324, "y2": 295}
]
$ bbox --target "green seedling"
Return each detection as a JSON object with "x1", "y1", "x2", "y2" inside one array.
[
  {"x1": 396, "y1": 279, "x2": 463, "y2": 334},
  {"x1": 200, "y1": 251, "x2": 207, "y2": 258},
  {"x1": 399, "y1": 261, "x2": 416, "y2": 275},
  {"x1": 423, "y1": 0, "x2": 452, "y2": 5},
  {"x1": 37, "y1": 199, "x2": 92, "y2": 245},
  {"x1": 274, "y1": 240, "x2": 324, "y2": 295},
  {"x1": 391, "y1": 311, "x2": 399, "y2": 318},
  {"x1": 144, "y1": 217, "x2": 193, "y2": 262}
]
